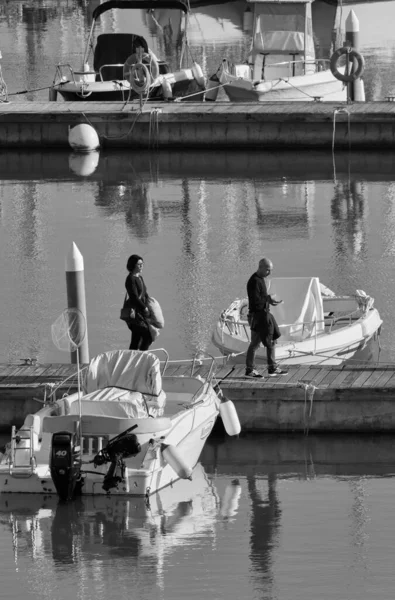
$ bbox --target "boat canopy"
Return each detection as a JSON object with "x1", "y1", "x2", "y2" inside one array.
[
  {"x1": 92, "y1": 0, "x2": 189, "y2": 20},
  {"x1": 84, "y1": 350, "x2": 163, "y2": 397},
  {"x1": 251, "y1": 0, "x2": 315, "y2": 57},
  {"x1": 267, "y1": 277, "x2": 325, "y2": 341}
]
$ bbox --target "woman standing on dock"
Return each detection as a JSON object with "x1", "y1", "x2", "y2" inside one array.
[{"x1": 125, "y1": 254, "x2": 152, "y2": 351}]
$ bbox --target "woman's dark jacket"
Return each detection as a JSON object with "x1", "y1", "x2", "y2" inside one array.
[{"x1": 125, "y1": 274, "x2": 149, "y2": 326}]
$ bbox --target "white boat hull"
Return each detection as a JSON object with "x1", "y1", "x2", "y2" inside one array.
[
  {"x1": 219, "y1": 69, "x2": 347, "y2": 102},
  {"x1": 212, "y1": 283, "x2": 382, "y2": 366}
]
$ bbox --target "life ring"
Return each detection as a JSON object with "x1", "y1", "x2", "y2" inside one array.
[
  {"x1": 124, "y1": 52, "x2": 159, "y2": 81},
  {"x1": 129, "y1": 63, "x2": 151, "y2": 95},
  {"x1": 330, "y1": 46, "x2": 365, "y2": 83}
]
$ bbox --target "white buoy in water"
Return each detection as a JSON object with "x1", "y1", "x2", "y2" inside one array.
[
  {"x1": 69, "y1": 151, "x2": 100, "y2": 176},
  {"x1": 161, "y1": 443, "x2": 193, "y2": 480},
  {"x1": 220, "y1": 479, "x2": 242, "y2": 518},
  {"x1": 219, "y1": 397, "x2": 241, "y2": 436},
  {"x1": 68, "y1": 124, "x2": 100, "y2": 152}
]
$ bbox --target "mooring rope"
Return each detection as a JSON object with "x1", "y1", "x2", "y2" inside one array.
[
  {"x1": 0, "y1": 59, "x2": 8, "y2": 103},
  {"x1": 148, "y1": 108, "x2": 161, "y2": 148},
  {"x1": 332, "y1": 106, "x2": 351, "y2": 153}
]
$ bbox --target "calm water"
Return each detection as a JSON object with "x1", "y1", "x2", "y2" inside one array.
[
  {"x1": 1, "y1": 432, "x2": 395, "y2": 600},
  {"x1": 2, "y1": 0, "x2": 395, "y2": 598}
]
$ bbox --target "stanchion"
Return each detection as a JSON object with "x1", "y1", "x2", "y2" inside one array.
[{"x1": 345, "y1": 9, "x2": 365, "y2": 101}]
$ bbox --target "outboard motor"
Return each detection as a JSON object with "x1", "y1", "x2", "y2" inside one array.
[
  {"x1": 50, "y1": 431, "x2": 82, "y2": 501},
  {"x1": 93, "y1": 426, "x2": 141, "y2": 493}
]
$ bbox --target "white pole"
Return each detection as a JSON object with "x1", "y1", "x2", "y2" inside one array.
[
  {"x1": 65, "y1": 242, "x2": 90, "y2": 364},
  {"x1": 345, "y1": 10, "x2": 365, "y2": 102}
]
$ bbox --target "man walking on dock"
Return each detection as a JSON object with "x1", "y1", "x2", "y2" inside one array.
[{"x1": 245, "y1": 258, "x2": 288, "y2": 378}]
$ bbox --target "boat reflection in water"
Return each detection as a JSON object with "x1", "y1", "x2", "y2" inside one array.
[{"x1": 0, "y1": 463, "x2": 242, "y2": 589}]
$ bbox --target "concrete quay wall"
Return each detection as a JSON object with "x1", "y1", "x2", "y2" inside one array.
[
  {"x1": 220, "y1": 384, "x2": 395, "y2": 433},
  {"x1": 0, "y1": 101, "x2": 395, "y2": 148},
  {"x1": 2, "y1": 382, "x2": 395, "y2": 433}
]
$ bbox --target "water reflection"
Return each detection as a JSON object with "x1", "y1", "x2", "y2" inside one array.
[
  {"x1": 0, "y1": 148, "x2": 394, "y2": 363},
  {"x1": 4, "y1": 149, "x2": 395, "y2": 183},
  {"x1": 0, "y1": 463, "x2": 226, "y2": 595},
  {"x1": 2, "y1": 433, "x2": 395, "y2": 598},
  {"x1": 69, "y1": 152, "x2": 100, "y2": 177},
  {"x1": 248, "y1": 473, "x2": 281, "y2": 592},
  {"x1": 331, "y1": 178, "x2": 367, "y2": 260}
]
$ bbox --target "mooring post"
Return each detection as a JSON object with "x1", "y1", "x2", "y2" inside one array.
[
  {"x1": 345, "y1": 9, "x2": 365, "y2": 101},
  {"x1": 65, "y1": 242, "x2": 90, "y2": 364}
]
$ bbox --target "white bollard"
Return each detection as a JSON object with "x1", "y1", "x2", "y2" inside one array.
[
  {"x1": 65, "y1": 242, "x2": 89, "y2": 364},
  {"x1": 345, "y1": 10, "x2": 364, "y2": 101}
]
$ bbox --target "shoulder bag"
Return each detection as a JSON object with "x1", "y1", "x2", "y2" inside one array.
[{"x1": 120, "y1": 293, "x2": 136, "y2": 322}]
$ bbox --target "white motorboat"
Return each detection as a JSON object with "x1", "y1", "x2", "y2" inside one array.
[
  {"x1": 49, "y1": 0, "x2": 206, "y2": 103},
  {"x1": 0, "y1": 349, "x2": 240, "y2": 500},
  {"x1": 207, "y1": 0, "x2": 356, "y2": 103},
  {"x1": 212, "y1": 277, "x2": 382, "y2": 366}
]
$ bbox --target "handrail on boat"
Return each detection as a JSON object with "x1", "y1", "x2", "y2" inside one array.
[
  {"x1": 53, "y1": 64, "x2": 78, "y2": 85},
  {"x1": 98, "y1": 63, "x2": 125, "y2": 81},
  {"x1": 191, "y1": 350, "x2": 217, "y2": 385},
  {"x1": 220, "y1": 308, "x2": 362, "y2": 338},
  {"x1": 149, "y1": 348, "x2": 170, "y2": 375}
]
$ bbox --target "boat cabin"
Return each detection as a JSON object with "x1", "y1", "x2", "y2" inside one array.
[{"x1": 245, "y1": 0, "x2": 317, "y2": 81}]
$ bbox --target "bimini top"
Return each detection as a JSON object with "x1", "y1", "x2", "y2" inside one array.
[{"x1": 92, "y1": 0, "x2": 189, "y2": 20}]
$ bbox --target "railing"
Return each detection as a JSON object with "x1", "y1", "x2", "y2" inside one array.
[
  {"x1": 82, "y1": 435, "x2": 109, "y2": 455},
  {"x1": 228, "y1": 57, "x2": 331, "y2": 79},
  {"x1": 220, "y1": 307, "x2": 362, "y2": 340}
]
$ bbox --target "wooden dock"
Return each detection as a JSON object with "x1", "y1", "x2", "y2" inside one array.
[
  {"x1": 2, "y1": 361, "x2": 395, "y2": 433},
  {"x1": 1, "y1": 101, "x2": 395, "y2": 149}
]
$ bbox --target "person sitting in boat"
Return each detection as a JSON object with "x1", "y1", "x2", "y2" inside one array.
[{"x1": 245, "y1": 258, "x2": 288, "y2": 378}]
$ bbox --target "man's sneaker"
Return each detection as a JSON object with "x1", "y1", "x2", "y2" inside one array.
[
  {"x1": 245, "y1": 369, "x2": 263, "y2": 378},
  {"x1": 268, "y1": 367, "x2": 288, "y2": 377}
]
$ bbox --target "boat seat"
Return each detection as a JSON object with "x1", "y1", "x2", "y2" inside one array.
[
  {"x1": 83, "y1": 350, "x2": 167, "y2": 417},
  {"x1": 93, "y1": 33, "x2": 149, "y2": 81}
]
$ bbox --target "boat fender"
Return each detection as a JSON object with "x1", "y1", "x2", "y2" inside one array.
[
  {"x1": 220, "y1": 479, "x2": 242, "y2": 518},
  {"x1": 219, "y1": 397, "x2": 241, "y2": 436},
  {"x1": 48, "y1": 87, "x2": 57, "y2": 101},
  {"x1": 205, "y1": 73, "x2": 220, "y2": 102},
  {"x1": 330, "y1": 46, "x2": 365, "y2": 83},
  {"x1": 192, "y1": 62, "x2": 205, "y2": 88},
  {"x1": 161, "y1": 443, "x2": 192, "y2": 480},
  {"x1": 161, "y1": 79, "x2": 173, "y2": 99}
]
